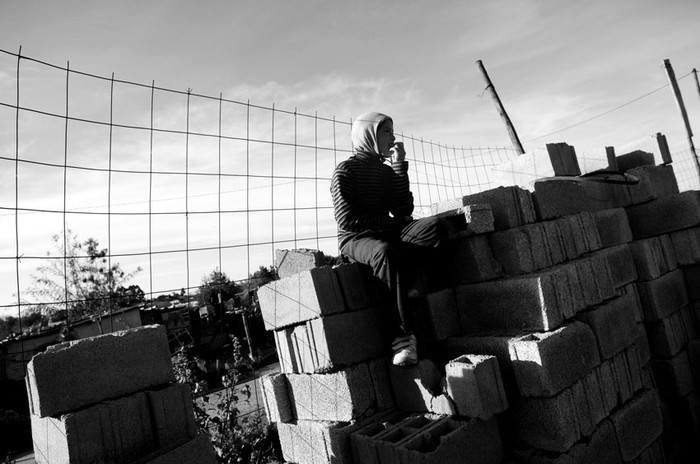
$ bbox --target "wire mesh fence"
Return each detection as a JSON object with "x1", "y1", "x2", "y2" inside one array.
[{"x1": 1, "y1": 47, "x2": 699, "y2": 428}]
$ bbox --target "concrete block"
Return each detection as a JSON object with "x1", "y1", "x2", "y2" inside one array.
[
  {"x1": 147, "y1": 383, "x2": 198, "y2": 449},
  {"x1": 610, "y1": 388, "x2": 663, "y2": 462},
  {"x1": 574, "y1": 257, "x2": 612, "y2": 309},
  {"x1": 278, "y1": 416, "x2": 380, "y2": 464},
  {"x1": 433, "y1": 203, "x2": 495, "y2": 237},
  {"x1": 455, "y1": 270, "x2": 567, "y2": 334},
  {"x1": 488, "y1": 226, "x2": 538, "y2": 275},
  {"x1": 533, "y1": 178, "x2": 626, "y2": 220},
  {"x1": 596, "y1": 360, "x2": 620, "y2": 412},
  {"x1": 412, "y1": 288, "x2": 460, "y2": 342},
  {"x1": 261, "y1": 373, "x2": 293, "y2": 423},
  {"x1": 591, "y1": 245, "x2": 638, "y2": 290},
  {"x1": 443, "y1": 235, "x2": 503, "y2": 285},
  {"x1": 572, "y1": 378, "x2": 595, "y2": 437},
  {"x1": 389, "y1": 359, "x2": 457, "y2": 415},
  {"x1": 581, "y1": 368, "x2": 608, "y2": 427},
  {"x1": 585, "y1": 252, "x2": 617, "y2": 302},
  {"x1": 542, "y1": 219, "x2": 567, "y2": 265},
  {"x1": 31, "y1": 392, "x2": 156, "y2": 464},
  {"x1": 626, "y1": 164, "x2": 679, "y2": 204},
  {"x1": 301, "y1": 307, "x2": 387, "y2": 373},
  {"x1": 626, "y1": 191, "x2": 700, "y2": 239},
  {"x1": 26, "y1": 325, "x2": 174, "y2": 418},
  {"x1": 611, "y1": 350, "x2": 634, "y2": 405},
  {"x1": 651, "y1": 350, "x2": 695, "y2": 398},
  {"x1": 275, "y1": 248, "x2": 325, "y2": 279},
  {"x1": 616, "y1": 150, "x2": 655, "y2": 172},
  {"x1": 142, "y1": 434, "x2": 217, "y2": 464},
  {"x1": 367, "y1": 357, "x2": 395, "y2": 412},
  {"x1": 273, "y1": 327, "x2": 297, "y2": 373},
  {"x1": 619, "y1": 284, "x2": 644, "y2": 323},
  {"x1": 669, "y1": 226, "x2": 700, "y2": 266},
  {"x1": 286, "y1": 361, "x2": 378, "y2": 422},
  {"x1": 257, "y1": 266, "x2": 345, "y2": 330},
  {"x1": 578, "y1": 292, "x2": 639, "y2": 360},
  {"x1": 629, "y1": 235, "x2": 678, "y2": 281},
  {"x1": 349, "y1": 410, "x2": 408, "y2": 464},
  {"x1": 460, "y1": 186, "x2": 536, "y2": 230},
  {"x1": 636, "y1": 269, "x2": 689, "y2": 321},
  {"x1": 440, "y1": 333, "x2": 518, "y2": 397},
  {"x1": 397, "y1": 417, "x2": 503, "y2": 464},
  {"x1": 645, "y1": 306, "x2": 692, "y2": 358},
  {"x1": 507, "y1": 387, "x2": 581, "y2": 453},
  {"x1": 592, "y1": 208, "x2": 633, "y2": 247},
  {"x1": 371, "y1": 415, "x2": 443, "y2": 463},
  {"x1": 508, "y1": 321, "x2": 600, "y2": 397},
  {"x1": 333, "y1": 262, "x2": 383, "y2": 311},
  {"x1": 445, "y1": 354, "x2": 508, "y2": 419}
]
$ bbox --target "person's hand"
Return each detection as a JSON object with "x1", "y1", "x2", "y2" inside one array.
[{"x1": 391, "y1": 142, "x2": 406, "y2": 162}]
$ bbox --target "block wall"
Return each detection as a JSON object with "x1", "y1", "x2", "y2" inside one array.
[
  {"x1": 26, "y1": 325, "x2": 217, "y2": 464},
  {"x1": 259, "y1": 152, "x2": 700, "y2": 464}
]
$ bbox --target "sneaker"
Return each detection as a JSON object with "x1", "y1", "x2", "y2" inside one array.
[{"x1": 392, "y1": 334, "x2": 418, "y2": 366}]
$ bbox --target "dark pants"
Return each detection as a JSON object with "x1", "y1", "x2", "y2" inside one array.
[{"x1": 340, "y1": 216, "x2": 446, "y2": 335}]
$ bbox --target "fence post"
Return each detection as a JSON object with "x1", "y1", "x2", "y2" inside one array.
[
  {"x1": 476, "y1": 60, "x2": 525, "y2": 155},
  {"x1": 662, "y1": 59, "x2": 700, "y2": 180}
]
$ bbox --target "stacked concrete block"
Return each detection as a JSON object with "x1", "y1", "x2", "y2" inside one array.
[
  {"x1": 26, "y1": 325, "x2": 216, "y2": 464},
  {"x1": 625, "y1": 191, "x2": 700, "y2": 239},
  {"x1": 258, "y1": 265, "x2": 346, "y2": 331},
  {"x1": 432, "y1": 203, "x2": 495, "y2": 237},
  {"x1": 276, "y1": 248, "x2": 326, "y2": 279},
  {"x1": 259, "y1": 146, "x2": 700, "y2": 462}
]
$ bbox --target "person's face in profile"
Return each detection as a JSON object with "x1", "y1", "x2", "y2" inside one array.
[{"x1": 376, "y1": 119, "x2": 395, "y2": 158}]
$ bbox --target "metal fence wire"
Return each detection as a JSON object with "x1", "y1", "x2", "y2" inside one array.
[{"x1": 1, "y1": 48, "x2": 699, "y2": 430}]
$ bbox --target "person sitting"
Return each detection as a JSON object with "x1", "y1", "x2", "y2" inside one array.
[{"x1": 330, "y1": 111, "x2": 446, "y2": 366}]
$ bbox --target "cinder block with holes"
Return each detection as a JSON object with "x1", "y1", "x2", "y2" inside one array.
[
  {"x1": 445, "y1": 354, "x2": 508, "y2": 419},
  {"x1": 26, "y1": 325, "x2": 174, "y2": 418},
  {"x1": 395, "y1": 417, "x2": 503, "y2": 464}
]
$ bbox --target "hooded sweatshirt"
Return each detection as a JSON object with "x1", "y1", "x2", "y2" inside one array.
[{"x1": 331, "y1": 112, "x2": 414, "y2": 250}]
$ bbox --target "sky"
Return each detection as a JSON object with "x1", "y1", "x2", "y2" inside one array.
[{"x1": 1, "y1": 0, "x2": 700, "y2": 316}]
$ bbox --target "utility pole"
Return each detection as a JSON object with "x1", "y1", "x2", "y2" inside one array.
[
  {"x1": 693, "y1": 68, "x2": 700, "y2": 105},
  {"x1": 662, "y1": 59, "x2": 700, "y2": 180},
  {"x1": 476, "y1": 60, "x2": 525, "y2": 154}
]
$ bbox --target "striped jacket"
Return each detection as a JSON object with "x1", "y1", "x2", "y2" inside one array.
[{"x1": 331, "y1": 152, "x2": 414, "y2": 250}]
